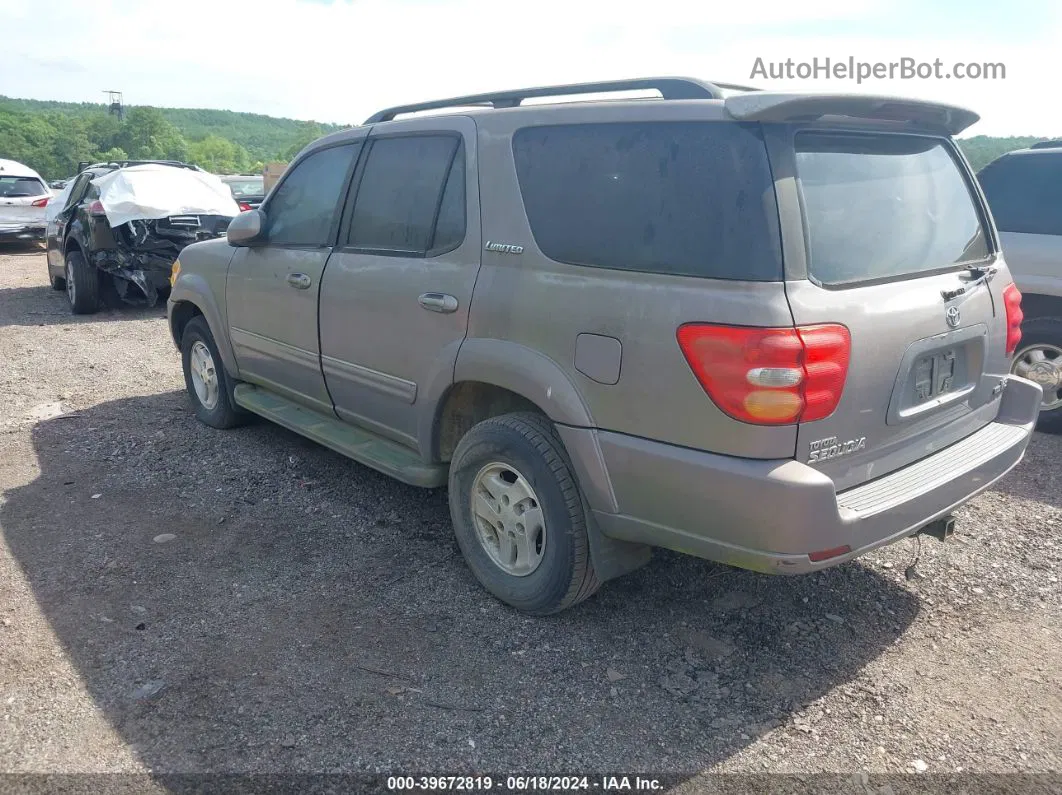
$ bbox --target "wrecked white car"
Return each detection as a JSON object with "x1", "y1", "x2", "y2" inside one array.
[{"x1": 45, "y1": 162, "x2": 239, "y2": 314}]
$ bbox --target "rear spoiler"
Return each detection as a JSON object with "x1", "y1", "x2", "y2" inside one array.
[{"x1": 724, "y1": 92, "x2": 979, "y2": 136}]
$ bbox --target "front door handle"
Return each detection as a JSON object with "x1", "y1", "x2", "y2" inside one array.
[
  {"x1": 418, "y1": 292, "x2": 458, "y2": 313},
  {"x1": 286, "y1": 272, "x2": 312, "y2": 290}
]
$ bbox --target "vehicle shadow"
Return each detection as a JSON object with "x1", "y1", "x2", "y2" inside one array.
[
  {"x1": 1, "y1": 391, "x2": 921, "y2": 783},
  {"x1": 0, "y1": 284, "x2": 167, "y2": 328},
  {"x1": 988, "y1": 430, "x2": 1062, "y2": 509},
  {"x1": 0, "y1": 241, "x2": 46, "y2": 255}
]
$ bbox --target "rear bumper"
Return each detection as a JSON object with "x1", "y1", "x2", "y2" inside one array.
[
  {"x1": 0, "y1": 225, "x2": 45, "y2": 242},
  {"x1": 591, "y1": 376, "x2": 1043, "y2": 574}
]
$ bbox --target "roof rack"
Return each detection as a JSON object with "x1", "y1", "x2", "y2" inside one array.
[{"x1": 364, "y1": 77, "x2": 759, "y2": 124}]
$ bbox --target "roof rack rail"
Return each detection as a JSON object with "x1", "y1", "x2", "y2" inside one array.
[{"x1": 364, "y1": 77, "x2": 759, "y2": 124}]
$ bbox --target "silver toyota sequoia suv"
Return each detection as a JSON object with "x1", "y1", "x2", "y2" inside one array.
[{"x1": 168, "y1": 78, "x2": 1043, "y2": 614}]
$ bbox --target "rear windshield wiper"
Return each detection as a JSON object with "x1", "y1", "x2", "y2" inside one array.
[
  {"x1": 942, "y1": 264, "x2": 997, "y2": 302},
  {"x1": 959, "y1": 264, "x2": 997, "y2": 281}
]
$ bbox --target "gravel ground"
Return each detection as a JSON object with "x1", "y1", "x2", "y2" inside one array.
[{"x1": 0, "y1": 245, "x2": 1060, "y2": 791}]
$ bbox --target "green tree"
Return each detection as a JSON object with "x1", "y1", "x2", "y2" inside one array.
[
  {"x1": 84, "y1": 112, "x2": 123, "y2": 151},
  {"x1": 97, "y1": 146, "x2": 129, "y2": 162},
  {"x1": 282, "y1": 122, "x2": 326, "y2": 159},
  {"x1": 187, "y1": 134, "x2": 251, "y2": 174},
  {"x1": 113, "y1": 106, "x2": 188, "y2": 161}
]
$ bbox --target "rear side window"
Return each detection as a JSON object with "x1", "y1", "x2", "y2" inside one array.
[
  {"x1": 0, "y1": 176, "x2": 48, "y2": 197},
  {"x1": 978, "y1": 153, "x2": 1062, "y2": 236},
  {"x1": 511, "y1": 122, "x2": 782, "y2": 281},
  {"x1": 266, "y1": 143, "x2": 361, "y2": 246},
  {"x1": 347, "y1": 135, "x2": 465, "y2": 256},
  {"x1": 795, "y1": 132, "x2": 990, "y2": 286}
]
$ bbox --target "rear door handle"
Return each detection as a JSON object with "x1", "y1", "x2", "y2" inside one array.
[
  {"x1": 418, "y1": 292, "x2": 458, "y2": 313},
  {"x1": 286, "y1": 272, "x2": 312, "y2": 290}
]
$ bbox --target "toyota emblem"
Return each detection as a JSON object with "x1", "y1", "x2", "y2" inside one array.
[{"x1": 945, "y1": 305, "x2": 961, "y2": 328}]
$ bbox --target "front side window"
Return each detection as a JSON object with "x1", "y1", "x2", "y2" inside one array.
[
  {"x1": 65, "y1": 174, "x2": 92, "y2": 209},
  {"x1": 347, "y1": 135, "x2": 465, "y2": 256},
  {"x1": 978, "y1": 153, "x2": 1062, "y2": 237},
  {"x1": 795, "y1": 132, "x2": 990, "y2": 285},
  {"x1": 266, "y1": 143, "x2": 360, "y2": 246},
  {"x1": 512, "y1": 122, "x2": 782, "y2": 280}
]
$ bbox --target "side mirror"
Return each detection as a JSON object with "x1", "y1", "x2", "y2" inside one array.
[{"x1": 227, "y1": 209, "x2": 265, "y2": 247}]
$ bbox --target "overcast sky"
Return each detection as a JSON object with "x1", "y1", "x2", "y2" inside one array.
[{"x1": 1, "y1": 0, "x2": 1059, "y2": 137}]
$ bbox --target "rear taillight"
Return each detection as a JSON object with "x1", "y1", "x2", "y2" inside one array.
[
  {"x1": 1003, "y1": 284, "x2": 1023, "y2": 357},
  {"x1": 238, "y1": 202, "x2": 252, "y2": 212},
  {"x1": 88, "y1": 200, "x2": 106, "y2": 215},
  {"x1": 676, "y1": 323, "x2": 851, "y2": 425},
  {"x1": 31, "y1": 197, "x2": 49, "y2": 208}
]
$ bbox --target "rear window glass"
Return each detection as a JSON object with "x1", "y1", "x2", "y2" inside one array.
[
  {"x1": 795, "y1": 132, "x2": 990, "y2": 286},
  {"x1": 512, "y1": 122, "x2": 782, "y2": 281},
  {"x1": 225, "y1": 179, "x2": 264, "y2": 197},
  {"x1": 0, "y1": 176, "x2": 48, "y2": 198},
  {"x1": 977, "y1": 153, "x2": 1062, "y2": 236}
]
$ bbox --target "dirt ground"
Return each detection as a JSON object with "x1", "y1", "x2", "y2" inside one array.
[{"x1": 0, "y1": 245, "x2": 1059, "y2": 791}]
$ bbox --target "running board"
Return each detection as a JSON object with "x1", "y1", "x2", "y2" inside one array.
[{"x1": 232, "y1": 384, "x2": 447, "y2": 488}]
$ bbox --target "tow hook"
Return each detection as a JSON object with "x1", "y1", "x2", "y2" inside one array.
[{"x1": 920, "y1": 515, "x2": 957, "y2": 542}]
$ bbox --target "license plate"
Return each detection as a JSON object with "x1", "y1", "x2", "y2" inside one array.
[{"x1": 913, "y1": 349, "x2": 957, "y2": 402}]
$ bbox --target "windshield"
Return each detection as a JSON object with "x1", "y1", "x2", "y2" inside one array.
[
  {"x1": 225, "y1": 178, "x2": 264, "y2": 197},
  {"x1": 0, "y1": 176, "x2": 48, "y2": 198},
  {"x1": 795, "y1": 132, "x2": 990, "y2": 286}
]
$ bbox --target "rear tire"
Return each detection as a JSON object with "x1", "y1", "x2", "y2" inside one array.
[
  {"x1": 1012, "y1": 317, "x2": 1062, "y2": 434},
  {"x1": 64, "y1": 250, "x2": 99, "y2": 314},
  {"x1": 448, "y1": 412, "x2": 600, "y2": 615},
  {"x1": 180, "y1": 316, "x2": 246, "y2": 430}
]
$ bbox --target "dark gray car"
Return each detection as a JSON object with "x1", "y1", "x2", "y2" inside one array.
[{"x1": 167, "y1": 78, "x2": 1043, "y2": 615}]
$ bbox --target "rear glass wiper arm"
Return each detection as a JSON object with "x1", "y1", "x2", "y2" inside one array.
[
  {"x1": 942, "y1": 264, "x2": 998, "y2": 301},
  {"x1": 959, "y1": 263, "x2": 997, "y2": 281}
]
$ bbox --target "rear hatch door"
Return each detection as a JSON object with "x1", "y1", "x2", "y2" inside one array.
[
  {"x1": 0, "y1": 175, "x2": 49, "y2": 228},
  {"x1": 778, "y1": 129, "x2": 1009, "y2": 491}
]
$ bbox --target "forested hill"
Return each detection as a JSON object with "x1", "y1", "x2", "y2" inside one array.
[
  {"x1": 0, "y1": 94, "x2": 1055, "y2": 180},
  {"x1": 958, "y1": 136, "x2": 1055, "y2": 171},
  {"x1": 0, "y1": 95, "x2": 346, "y2": 179}
]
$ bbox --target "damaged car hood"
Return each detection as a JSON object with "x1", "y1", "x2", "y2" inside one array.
[{"x1": 91, "y1": 165, "x2": 241, "y2": 227}]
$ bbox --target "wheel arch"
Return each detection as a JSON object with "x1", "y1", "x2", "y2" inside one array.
[
  {"x1": 168, "y1": 274, "x2": 241, "y2": 379},
  {"x1": 427, "y1": 341, "x2": 649, "y2": 581}
]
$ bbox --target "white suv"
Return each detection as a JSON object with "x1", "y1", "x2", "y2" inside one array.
[
  {"x1": 978, "y1": 144, "x2": 1062, "y2": 432},
  {"x1": 0, "y1": 159, "x2": 50, "y2": 244}
]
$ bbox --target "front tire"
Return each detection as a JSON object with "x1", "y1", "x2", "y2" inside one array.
[
  {"x1": 64, "y1": 250, "x2": 99, "y2": 314},
  {"x1": 1012, "y1": 317, "x2": 1062, "y2": 434},
  {"x1": 180, "y1": 316, "x2": 246, "y2": 429},
  {"x1": 448, "y1": 412, "x2": 600, "y2": 615}
]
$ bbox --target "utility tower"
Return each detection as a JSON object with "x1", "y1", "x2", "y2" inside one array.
[{"x1": 103, "y1": 90, "x2": 124, "y2": 120}]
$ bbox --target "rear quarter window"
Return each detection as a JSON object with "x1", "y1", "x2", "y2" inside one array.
[
  {"x1": 511, "y1": 122, "x2": 783, "y2": 281},
  {"x1": 977, "y1": 152, "x2": 1062, "y2": 237},
  {"x1": 795, "y1": 132, "x2": 990, "y2": 286}
]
